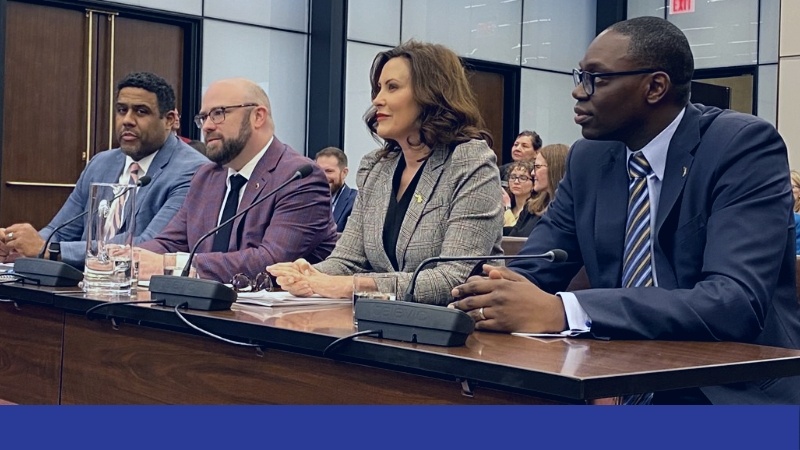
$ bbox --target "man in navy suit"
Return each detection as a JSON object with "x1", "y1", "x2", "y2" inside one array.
[
  {"x1": 451, "y1": 17, "x2": 800, "y2": 404},
  {"x1": 0, "y1": 72, "x2": 208, "y2": 268},
  {"x1": 315, "y1": 146, "x2": 357, "y2": 232}
]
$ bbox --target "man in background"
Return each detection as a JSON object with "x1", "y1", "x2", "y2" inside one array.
[{"x1": 315, "y1": 146, "x2": 357, "y2": 232}]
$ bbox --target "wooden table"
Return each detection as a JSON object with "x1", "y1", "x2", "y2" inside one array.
[{"x1": 1, "y1": 283, "x2": 800, "y2": 404}]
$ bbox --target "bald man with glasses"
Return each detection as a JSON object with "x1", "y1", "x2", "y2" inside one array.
[{"x1": 137, "y1": 78, "x2": 337, "y2": 283}]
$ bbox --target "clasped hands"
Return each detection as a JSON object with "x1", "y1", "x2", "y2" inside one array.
[
  {"x1": 449, "y1": 264, "x2": 567, "y2": 334},
  {"x1": 267, "y1": 259, "x2": 353, "y2": 299},
  {"x1": 0, "y1": 224, "x2": 46, "y2": 262}
]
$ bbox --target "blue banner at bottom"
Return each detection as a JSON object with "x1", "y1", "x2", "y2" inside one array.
[{"x1": 0, "y1": 405, "x2": 797, "y2": 449}]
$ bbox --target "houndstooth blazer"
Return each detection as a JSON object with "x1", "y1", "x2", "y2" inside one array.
[{"x1": 314, "y1": 139, "x2": 503, "y2": 305}]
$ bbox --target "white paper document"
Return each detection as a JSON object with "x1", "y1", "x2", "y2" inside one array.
[
  {"x1": 512, "y1": 330, "x2": 584, "y2": 339},
  {"x1": 235, "y1": 291, "x2": 351, "y2": 307}
]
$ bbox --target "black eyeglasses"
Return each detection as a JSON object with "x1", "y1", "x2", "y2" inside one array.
[
  {"x1": 194, "y1": 103, "x2": 258, "y2": 129},
  {"x1": 231, "y1": 272, "x2": 274, "y2": 293},
  {"x1": 509, "y1": 175, "x2": 532, "y2": 183},
  {"x1": 572, "y1": 68, "x2": 659, "y2": 97}
]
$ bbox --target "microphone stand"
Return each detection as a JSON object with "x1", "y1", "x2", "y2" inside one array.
[{"x1": 148, "y1": 166, "x2": 313, "y2": 311}]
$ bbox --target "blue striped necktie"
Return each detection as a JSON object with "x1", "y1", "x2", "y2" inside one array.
[
  {"x1": 621, "y1": 151, "x2": 654, "y2": 405},
  {"x1": 622, "y1": 152, "x2": 653, "y2": 288}
]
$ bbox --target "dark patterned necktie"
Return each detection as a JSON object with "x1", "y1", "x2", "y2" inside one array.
[{"x1": 212, "y1": 174, "x2": 247, "y2": 252}]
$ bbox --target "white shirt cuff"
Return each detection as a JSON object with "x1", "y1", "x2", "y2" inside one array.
[{"x1": 557, "y1": 292, "x2": 592, "y2": 334}]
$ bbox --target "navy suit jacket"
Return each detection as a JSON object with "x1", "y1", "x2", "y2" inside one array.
[
  {"x1": 39, "y1": 135, "x2": 209, "y2": 268},
  {"x1": 139, "y1": 137, "x2": 338, "y2": 282},
  {"x1": 333, "y1": 184, "x2": 357, "y2": 232},
  {"x1": 510, "y1": 104, "x2": 800, "y2": 404}
]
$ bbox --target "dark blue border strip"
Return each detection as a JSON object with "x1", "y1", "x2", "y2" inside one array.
[{"x1": 0, "y1": 405, "x2": 797, "y2": 449}]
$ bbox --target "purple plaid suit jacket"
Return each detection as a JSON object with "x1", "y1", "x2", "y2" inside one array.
[{"x1": 139, "y1": 137, "x2": 338, "y2": 282}]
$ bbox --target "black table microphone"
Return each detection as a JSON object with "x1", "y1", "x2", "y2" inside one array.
[
  {"x1": 14, "y1": 176, "x2": 152, "y2": 287},
  {"x1": 354, "y1": 249, "x2": 568, "y2": 347},
  {"x1": 148, "y1": 164, "x2": 314, "y2": 311}
]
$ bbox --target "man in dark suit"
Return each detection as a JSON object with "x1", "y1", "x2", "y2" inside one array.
[
  {"x1": 138, "y1": 78, "x2": 337, "y2": 282},
  {"x1": 0, "y1": 72, "x2": 208, "y2": 268},
  {"x1": 451, "y1": 16, "x2": 800, "y2": 404},
  {"x1": 315, "y1": 146, "x2": 358, "y2": 232}
]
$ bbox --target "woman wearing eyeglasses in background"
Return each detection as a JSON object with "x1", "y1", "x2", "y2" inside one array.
[
  {"x1": 503, "y1": 161, "x2": 536, "y2": 235},
  {"x1": 506, "y1": 144, "x2": 570, "y2": 238},
  {"x1": 790, "y1": 170, "x2": 800, "y2": 254}
]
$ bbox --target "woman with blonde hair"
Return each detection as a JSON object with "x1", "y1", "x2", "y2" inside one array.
[
  {"x1": 507, "y1": 144, "x2": 570, "y2": 237},
  {"x1": 791, "y1": 170, "x2": 800, "y2": 254}
]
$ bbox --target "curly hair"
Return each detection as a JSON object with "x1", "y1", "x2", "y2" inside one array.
[
  {"x1": 116, "y1": 72, "x2": 176, "y2": 117},
  {"x1": 364, "y1": 40, "x2": 492, "y2": 158},
  {"x1": 506, "y1": 160, "x2": 536, "y2": 209},
  {"x1": 527, "y1": 144, "x2": 569, "y2": 216}
]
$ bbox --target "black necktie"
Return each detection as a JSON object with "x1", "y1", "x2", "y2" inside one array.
[{"x1": 212, "y1": 174, "x2": 247, "y2": 252}]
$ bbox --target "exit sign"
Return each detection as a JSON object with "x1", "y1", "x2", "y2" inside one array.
[{"x1": 671, "y1": 0, "x2": 695, "y2": 14}]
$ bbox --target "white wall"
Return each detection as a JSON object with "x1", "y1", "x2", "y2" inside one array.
[
  {"x1": 97, "y1": 0, "x2": 310, "y2": 153},
  {"x1": 96, "y1": 0, "x2": 787, "y2": 171}
]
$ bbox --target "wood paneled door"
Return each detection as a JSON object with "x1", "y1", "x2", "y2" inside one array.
[
  {"x1": 465, "y1": 59, "x2": 520, "y2": 168},
  {"x1": 0, "y1": 1, "x2": 187, "y2": 229}
]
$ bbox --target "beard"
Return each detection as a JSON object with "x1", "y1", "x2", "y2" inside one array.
[
  {"x1": 118, "y1": 131, "x2": 163, "y2": 161},
  {"x1": 329, "y1": 177, "x2": 344, "y2": 194},
  {"x1": 207, "y1": 118, "x2": 252, "y2": 166}
]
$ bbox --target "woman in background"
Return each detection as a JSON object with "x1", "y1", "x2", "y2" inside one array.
[
  {"x1": 503, "y1": 160, "x2": 536, "y2": 235},
  {"x1": 791, "y1": 170, "x2": 800, "y2": 254},
  {"x1": 268, "y1": 40, "x2": 503, "y2": 305},
  {"x1": 507, "y1": 144, "x2": 569, "y2": 238}
]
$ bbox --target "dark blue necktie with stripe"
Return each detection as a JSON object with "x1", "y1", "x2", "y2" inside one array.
[
  {"x1": 622, "y1": 152, "x2": 653, "y2": 288},
  {"x1": 621, "y1": 151, "x2": 654, "y2": 405}
]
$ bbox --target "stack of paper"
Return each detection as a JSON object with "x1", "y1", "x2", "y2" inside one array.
[{"x1": 236, "y1": 291, "x2": 350, "y2": 307}]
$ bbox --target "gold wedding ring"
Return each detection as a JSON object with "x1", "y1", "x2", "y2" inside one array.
[{"x1": 479, "y1": 307, "x2": 487, "y2": 321}]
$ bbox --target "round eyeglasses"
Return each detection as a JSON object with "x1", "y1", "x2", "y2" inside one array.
[
  {"x1": 231, "y1": 272, "x2": 273, "y2": 293},
  {"x1": 194, "y1": 103, "x2": 258, "y2": 129}
]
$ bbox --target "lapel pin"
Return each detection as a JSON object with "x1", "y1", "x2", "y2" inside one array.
[
  {"x1": 414, "y1": 193, "x2": 423, "y2": 203},
  {"x1": 682, "y1": 167, "x2": 688, "y2": 177},
  {"x1": 255, "y1": 182, "x2": 260, "y2": 189}
]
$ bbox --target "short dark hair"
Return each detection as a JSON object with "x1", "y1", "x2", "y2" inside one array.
[
  {"x1": 365, "y1": 40, "x2": 493, "y2": 157},
  {"x1": 115, "y1": 72, "x2": 176, "y2": 117},
  {"x1": 609, "y1": 16, "x2": 694, "y2": 104},
  {"x1": 316, "y1": 146, "x2": 348, "y2": 168},
  {"x1": 517, "y1": 130, "x2": 542, "y2": 150}
]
